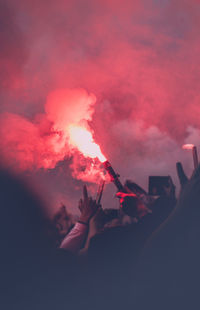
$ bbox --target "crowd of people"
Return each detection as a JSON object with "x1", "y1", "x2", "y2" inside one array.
[{"x1": 0, "y1": 160, "x2": 200, "y2": 309}]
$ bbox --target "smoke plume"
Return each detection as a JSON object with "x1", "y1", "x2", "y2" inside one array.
[
  {"x1": 0, "y1": 88, "x2": 96, "y2": 170},
  {"x1": 1, "y1": 0, "x2": 200, "y2": 214}
]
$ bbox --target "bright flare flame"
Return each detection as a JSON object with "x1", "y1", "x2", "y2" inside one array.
[
  {"x1": 68, "y1": 125, "x2": 106, "y2": 162},
  {"x1": 182, "y1": 144, "x2": 195, "y2": 150}
]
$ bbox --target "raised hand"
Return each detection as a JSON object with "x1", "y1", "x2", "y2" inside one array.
[
  {"x1": 176, "y1": 162, "x2": 188, "y2": 189},
  {"x1": 177, "y1": 164, "x2": 200, "y2": 210},
  {"x1": 78, "y1": 185, "x2": 98, "y2": 224}
]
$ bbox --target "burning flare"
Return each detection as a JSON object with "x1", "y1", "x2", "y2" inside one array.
[
  {"x1": 182, "y1": 143, "x2": 198, "y2": 169},
  {"x1": 68, "y1": 125, "x2": 106, "y2": 162},
  {"x1": 182, "y1": 144, "x2": 195, "y2": 150}
]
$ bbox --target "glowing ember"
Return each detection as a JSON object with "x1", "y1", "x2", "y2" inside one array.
[
  {"x1": 182, "y1": 144, "x2": 195, "y2": 150},
  {"x1": 68, "y1": 125, "x2": 106, "y2": 162}
]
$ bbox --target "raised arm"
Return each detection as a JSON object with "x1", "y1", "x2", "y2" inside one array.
[{"x1": 60, "y1": 185, "x2": 98, "y2": 253}]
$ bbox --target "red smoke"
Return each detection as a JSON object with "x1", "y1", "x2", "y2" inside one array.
[
  {"x1": 1, "y1": 0, "x2": 200, "y2": 213},
  {"x1": 0, "y1": 88, "x2": 97, "y2": 171}
]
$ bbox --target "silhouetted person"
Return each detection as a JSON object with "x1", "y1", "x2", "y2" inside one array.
[
  {"x1": 134, "y1": 164, "x2": 200, "y2": 309},
  {"x1": 0, "y1": 168, "x2": 83, "y2": 310}
]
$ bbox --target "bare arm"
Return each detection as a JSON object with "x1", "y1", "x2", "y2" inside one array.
[{"x1": 60, "y1": 185, "x2": 98, "y2": 253}]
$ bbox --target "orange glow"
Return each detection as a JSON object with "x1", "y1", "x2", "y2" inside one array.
[
  {"x1": 68, "y1": 125, "x2": 106, "y2": 162},
  {"x1": 182, "y1": 144, "x2": 195, "y2": 150}
]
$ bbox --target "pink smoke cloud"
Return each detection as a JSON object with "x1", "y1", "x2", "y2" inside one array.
[
  {"x1": 0, "y1": 88, "x2": 97, "y2": 175},
  {"x1": 1, "y1": 0, "x2": 200, "y2": 213}
]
